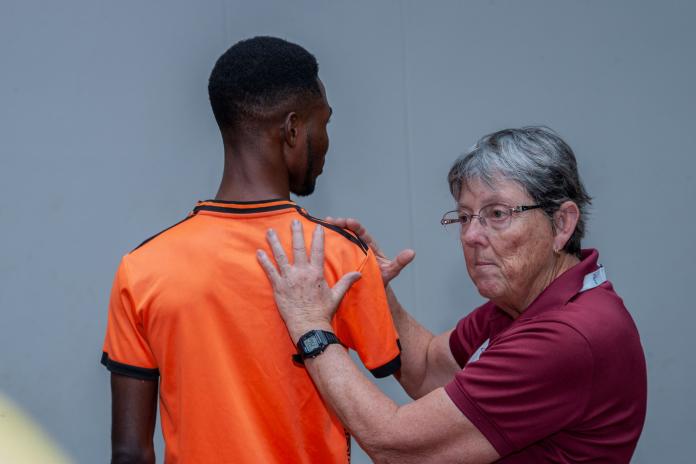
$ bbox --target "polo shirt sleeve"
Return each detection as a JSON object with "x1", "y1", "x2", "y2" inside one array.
[
  {"x1": 449, "y1": 302, "x2": 496, "y2": 367},
  {"x1": 100, "y1": 258, "x2": 159, "y2": 380},
  {"x1": 333, "y1": 248, "x2": 401, "y2": 378},
  {"x1": 444, "y1": 321, "x2": 593, "y2": 457}
]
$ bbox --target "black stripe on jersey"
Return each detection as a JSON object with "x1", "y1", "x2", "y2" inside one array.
[
  {"x1": 131, "y1": 214, "x2": 196, "y2": 252},
  {"x1": 198, "y1": 198, "x2": 286, "y2": 205},
  {"x1": 295, "y1": 209, "x2": 369, "y2": 255},
  {"x1": 369, "y1": 353, "x2": 402, "y2": 378},
  {"x1": 192, "y1": 203, "x2": 296, "y2": 215},
  {"x1": 101, "y1": 352, "x2": 160, "y2": 380}
]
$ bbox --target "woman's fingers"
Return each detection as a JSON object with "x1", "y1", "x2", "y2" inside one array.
[
  {"x1": 310, "y1": 225, "x2": 325, "y2": 269},
  {"x1": 291, "y1": 220, "x2": 308, "y2": 265},
  {"x1": 256, "y1": 249, "x2": 280, "y2": 286},
  {"x1": 266, "y1": 229, "x2": 291, "y2": 275}
]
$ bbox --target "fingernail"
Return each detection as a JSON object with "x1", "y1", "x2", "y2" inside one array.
[
  {"x1": 293, "y1": 219, "x2": 300, "y2": 227},
  {"x1": 267, "y1": 229, "x2": 275, "y2": 237}
]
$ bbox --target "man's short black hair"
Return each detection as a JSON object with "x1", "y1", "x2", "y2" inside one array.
[{"x1": 208, "y1": 36, "x2": 321, "y2": 131}]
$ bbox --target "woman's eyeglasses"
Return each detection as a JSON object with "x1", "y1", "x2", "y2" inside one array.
[{"x1": 441, "y1": 204, "x2": 546, "y2": 232}]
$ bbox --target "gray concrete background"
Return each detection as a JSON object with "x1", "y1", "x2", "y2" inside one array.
[{"x1": 1, "y1": 1, "x2": 694, "y2": 462}]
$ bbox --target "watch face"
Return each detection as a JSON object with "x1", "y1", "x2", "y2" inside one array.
[
  {"x1": 298, "y1": 330, "x2": 336, "y2": 360},
  {"x1": 303, "y1": 337, "x2": 320, "y2": 352}
]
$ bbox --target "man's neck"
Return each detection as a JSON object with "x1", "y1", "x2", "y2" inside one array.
[
  {"x1": 215, "y1": 176, "x2": 289, "y2": 202},
  {"x1": 214, "y1": 138, "x2": 290, "y2": 202}
]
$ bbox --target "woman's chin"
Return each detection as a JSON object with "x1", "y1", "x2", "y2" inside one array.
[{"x1": 473, "y1": 279, "x2": 501, "y2": 300}]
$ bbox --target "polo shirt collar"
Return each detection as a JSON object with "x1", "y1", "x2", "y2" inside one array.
[{"x1": 514, "y1": 249, "x2": 600, "y2": 322}]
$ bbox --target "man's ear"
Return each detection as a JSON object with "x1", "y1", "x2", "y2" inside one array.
[
  {"x1": 282, "y1": 112, "x2": 299, "y2": 148},
  {"x1": 553, "y1": 201, "x2": 580, "y2": 251}
]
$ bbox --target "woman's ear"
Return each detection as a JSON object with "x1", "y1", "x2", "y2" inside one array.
[{"x1": 553, "y1": 201, "x2": 580, "y2": 252}]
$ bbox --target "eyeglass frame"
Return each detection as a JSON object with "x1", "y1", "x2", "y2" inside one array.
[{"x1": 440, "y1": 203, "x2": 548, "y2": 231}]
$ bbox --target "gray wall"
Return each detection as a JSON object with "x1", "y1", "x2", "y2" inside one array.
[{"x1": 1, "y1": 1, "x2": 694, "y2": 462}]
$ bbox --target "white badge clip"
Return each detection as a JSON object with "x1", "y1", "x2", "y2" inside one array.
[
  {"x1": 579, "y1": 265, "x2": 607, "y2": 293},
  {"x1": 466, "y1": 338, "x2": 489, "y2": 367}
]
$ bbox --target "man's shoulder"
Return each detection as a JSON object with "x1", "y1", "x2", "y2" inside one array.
[
  {"x1": 126, "y1": 213, "x2": 201, "y2": 260},
  {"x1": 130, "y1": 215, "x2": 197, "y2": 254},
  {"x1": 295, "y1": 210, "x2": 368, "y2": 256}
]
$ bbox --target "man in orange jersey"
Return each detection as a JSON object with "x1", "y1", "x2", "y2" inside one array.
[{"x1": 100, "y1": 36, "x2": 402, "y2": 463}]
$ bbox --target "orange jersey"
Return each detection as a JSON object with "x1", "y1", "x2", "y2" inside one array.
[{"x1": 101, "y1": 199, "x2": 401, "y2": 463}]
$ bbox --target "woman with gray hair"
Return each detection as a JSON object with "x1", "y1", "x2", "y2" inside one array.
[{"x1": 256, "y1": 126, "x2": 647, "y2": 463}]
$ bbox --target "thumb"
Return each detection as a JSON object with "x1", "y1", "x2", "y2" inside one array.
[
  {"x1": 394, "y1": 249, "x2": 416, "y2": 272},
  {"x1": 332, "y1": 271, "x2": 362, "y2": 302}
]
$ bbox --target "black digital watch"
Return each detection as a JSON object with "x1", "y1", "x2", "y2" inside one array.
[{"x1": 292, "y1": 330, "x2": 341, "y2": 364}]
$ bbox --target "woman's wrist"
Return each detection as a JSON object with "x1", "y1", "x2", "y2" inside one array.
[{"x1": 288, "y1": 320, "x2": 334, "y2": 344}]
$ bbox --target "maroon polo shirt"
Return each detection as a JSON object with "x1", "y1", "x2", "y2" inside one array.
[{"x1": 445, "y1": 249, "x2": 647, "y2": 463}]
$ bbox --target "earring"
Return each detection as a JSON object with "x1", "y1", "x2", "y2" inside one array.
[{"x1": 553, "y1": 247, "x2": 561, "y2": 255}]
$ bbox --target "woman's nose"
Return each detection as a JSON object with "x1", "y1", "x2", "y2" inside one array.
[{"x1": 461, "y1": 217, "x2": 488, "y2": 247}]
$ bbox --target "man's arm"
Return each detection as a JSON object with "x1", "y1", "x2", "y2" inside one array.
[
  {"x1": 110, "y1": 373, "x2": 158, "y2": 464},
  {"x1": 257, "y1": 222, "x2": 499, "y2": 463},
  {"x1": 325, "y1": 217, "x2": 460, "y2": 398}
]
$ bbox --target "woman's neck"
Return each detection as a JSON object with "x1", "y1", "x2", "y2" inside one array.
[{"x1": 499, "y1": 252, "x2": 581, "y2": 319}]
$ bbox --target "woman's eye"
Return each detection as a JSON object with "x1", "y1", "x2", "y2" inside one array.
[{"x1": 488, "y1": 207, "x2": 508, "y2": 220}]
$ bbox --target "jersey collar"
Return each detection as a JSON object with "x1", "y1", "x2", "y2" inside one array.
[{"x1": 193, "y1": 198, "x2": 298, "y2": 215}]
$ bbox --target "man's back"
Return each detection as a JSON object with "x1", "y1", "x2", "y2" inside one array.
[{"x1": 102, "y1": 199, "x2": 401, "y2": 463}]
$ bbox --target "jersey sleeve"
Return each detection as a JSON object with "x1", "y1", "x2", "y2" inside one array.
[
  {"x1": 333, "y1": 248, "x2": 401, "y2": 378},
  {"x1": 100, "y1": 257, "x2": 159, "y2": 380},
  {"x1": 444, "y1": 322, "x2": 593, "y2": 457}
]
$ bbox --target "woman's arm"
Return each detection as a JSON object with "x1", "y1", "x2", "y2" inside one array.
[
  {"x1": 387, "y1": 286, "x2": 461, "y2": 398},
  {"x1": 305, "y1": 342, "x2": 498, "y2": 464},
  {"x1": 257, "y1": 221, "x2": 499, "y2": 463},
  {"x1": 325, "y1": 217, "x2": 460, "y2": 398}
]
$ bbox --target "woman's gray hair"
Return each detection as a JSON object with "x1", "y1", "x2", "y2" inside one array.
[{"x1": 447, "y1": 126, "x2": 592, "y2": 257}]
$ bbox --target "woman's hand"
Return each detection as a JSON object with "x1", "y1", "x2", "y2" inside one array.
[
  {"x1": 324, "y1": 216, "x2": 415, "y2": 286},
  {"x1": 257, "y1": 220, "x2": 362, "y2": 343}
]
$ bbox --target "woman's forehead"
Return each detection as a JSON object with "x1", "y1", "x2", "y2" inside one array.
[{"x1": 457, "y1": 176, "x2": 531, "y2": 207}]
